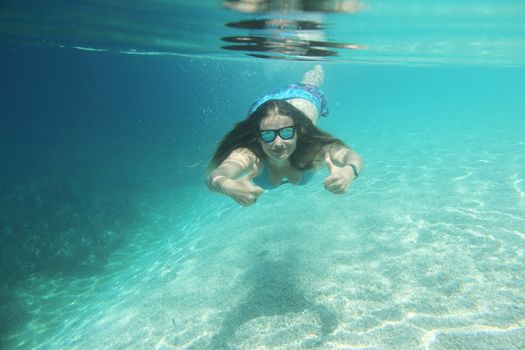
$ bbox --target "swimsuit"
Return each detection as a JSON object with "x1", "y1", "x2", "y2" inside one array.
[
  {"x1": 247, "y1": 83, "x2": 329, "y2": 118},
  {"x1": 253, "y1": 160, "x2": 315, "y2": 190}
]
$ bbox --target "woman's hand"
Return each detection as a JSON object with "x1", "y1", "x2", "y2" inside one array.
[
  {"x1": 323, "y1": 154, "x2": 357, "y2": 194},
  {"x1": 221, "y1": 165, "x2": 264, "y2": 206}
]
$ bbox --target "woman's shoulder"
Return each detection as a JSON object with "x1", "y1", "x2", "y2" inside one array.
[
  {"x1": 229, "y1": 148, "x2": 262, "y2": 167},
  {"x1": 231, "y1": 147, "x2": 255, "y2": 155},
  {"x1": 318, "y1": 142, "x2": 348, "y2": 156},
  {"x1": 305, "y1": 142, "x2": 344, "y2": 168},
  {"x1": 230, "y1": 147, "x2": 257, "y2": 159}
]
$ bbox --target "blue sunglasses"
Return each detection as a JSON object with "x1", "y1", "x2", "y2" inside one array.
[{"x1": 259, "y1": 126, "x2": 296, "y2": 143}]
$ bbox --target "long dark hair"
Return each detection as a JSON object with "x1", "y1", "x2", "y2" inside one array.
[{"x1": 208, "y1": 99, "x2": 345, "y2": 172}]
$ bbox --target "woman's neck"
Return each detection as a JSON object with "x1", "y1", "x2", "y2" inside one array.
[{"x1": 267, "y1": 157, "x2": 291, "y2": 170}]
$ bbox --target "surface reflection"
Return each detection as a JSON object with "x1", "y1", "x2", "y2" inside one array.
[
  {"x1": 222, "y1": 0, "x2": 365, "y2": 60},
  {"x1": 223, "y1": 0, "x2": 363, "y2": 13}
]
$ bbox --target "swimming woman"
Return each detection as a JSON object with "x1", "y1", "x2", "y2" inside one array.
[{"x1": 207, "y1": 65, "x2": 363, "y2": 207}]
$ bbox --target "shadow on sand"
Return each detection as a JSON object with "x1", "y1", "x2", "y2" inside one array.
[{"x1": 210, "y1": 250, "x2": 337, "y2": 349}]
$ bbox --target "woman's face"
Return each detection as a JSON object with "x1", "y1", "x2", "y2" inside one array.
[{"x1": 258, "y1": 113, "x2": 297, "y2": 162}]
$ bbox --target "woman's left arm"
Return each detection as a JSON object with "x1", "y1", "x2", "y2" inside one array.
[{"x1": 322, "y1": 143, "x2": 364, "y2": 194}]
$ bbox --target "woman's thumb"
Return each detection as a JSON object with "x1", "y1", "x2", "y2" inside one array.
[
  {"x1": 324, "y1": 153, "x2": 335, "y2": 171},
  {"x1": 246, "y1": 163, "x2": 258, "y2": 180}
]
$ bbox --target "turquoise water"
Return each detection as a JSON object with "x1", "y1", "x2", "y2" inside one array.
[{"x1": 1, "y1": 1, "x2": 525, "y2": 349}]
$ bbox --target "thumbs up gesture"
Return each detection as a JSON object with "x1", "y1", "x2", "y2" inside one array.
[
  {"x1": 323, "y1": 153, "x2": 356, "y2": 194},
  {"x1": 222, "y1": 164, "x2": 264, "y2": 207}
]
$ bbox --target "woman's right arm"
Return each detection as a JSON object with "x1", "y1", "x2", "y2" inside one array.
[{"x1": 207, "y1": 148, "x2": 264, "y2": 206}]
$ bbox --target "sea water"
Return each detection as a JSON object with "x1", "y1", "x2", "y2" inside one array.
[{"x1": 1, "y1": 1, "x2": 525, "y2": 349}]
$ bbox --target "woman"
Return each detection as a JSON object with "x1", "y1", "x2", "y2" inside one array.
[{"x1": 207, "y1": 65, "x2": 363, "y2": 206}]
